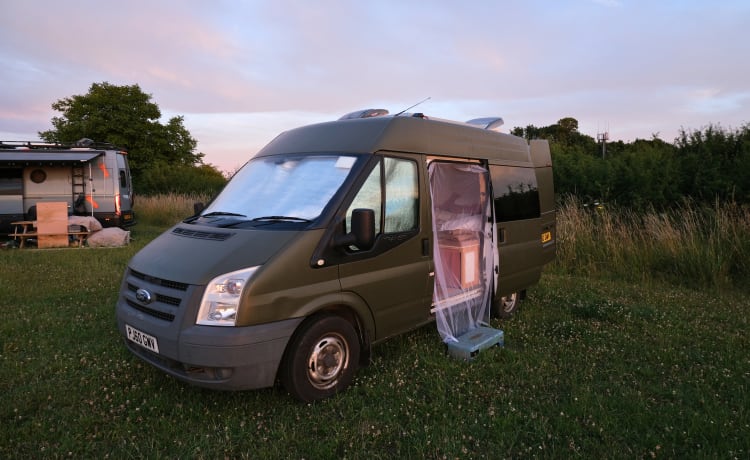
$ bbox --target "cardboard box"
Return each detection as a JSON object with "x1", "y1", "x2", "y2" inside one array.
[
  {"x1": 36, "y1": 202, "x2": 69, "y2": 248},
  {"x1": 438, "y1": 231, "x2": 480, "y2": 289}
]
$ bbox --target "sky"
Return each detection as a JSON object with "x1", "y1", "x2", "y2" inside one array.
[{"x1": 1, "y1": 0, "x2": 748, "y2": 172}]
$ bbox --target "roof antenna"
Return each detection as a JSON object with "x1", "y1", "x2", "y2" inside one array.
[{"x1": 394, "y1": 96, "x2": 431, "y2": 117}]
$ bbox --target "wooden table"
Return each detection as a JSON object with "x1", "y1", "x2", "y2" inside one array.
[
  {"x1": 9, "y1": 221, "x2": 35, "y2": 248},
  {"x1": 9, "y1": 220, "x2": 90, "y2": 248}
]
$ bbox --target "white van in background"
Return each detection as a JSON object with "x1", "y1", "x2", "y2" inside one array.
[{"x1": 0, "y1": 139, "x2": 135, "y2": 234}]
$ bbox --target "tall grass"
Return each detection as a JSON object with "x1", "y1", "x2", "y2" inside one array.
[
  {"x1": 555, "y1": 195, "x2": 750, "y2": 290},
  {"x1": 134, "y1": 193, "x2": 213, "y2": 227}
]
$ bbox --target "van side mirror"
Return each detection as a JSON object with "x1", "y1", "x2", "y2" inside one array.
[
  {"x1": 336, "y1": 208, "x2": 375, "y2": 250},
  {"x1": 193, "y1": 202, "x2": 205, "y2": 215}
]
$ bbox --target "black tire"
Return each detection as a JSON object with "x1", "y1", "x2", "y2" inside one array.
[
  {"x1": 281, "y1": 315, "x2": 360, "y2": 403},
  {"x1": 492, "y1": 291, "x2": 520, "y2": 319}
]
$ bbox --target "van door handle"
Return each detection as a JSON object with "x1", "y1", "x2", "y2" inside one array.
[{"x1": 422, "y1": 238, "x2": 430, "y2": 256}]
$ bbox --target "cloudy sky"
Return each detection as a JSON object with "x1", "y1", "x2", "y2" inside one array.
[{"x1": 1, "y1": 0, "x2": 748, "y2": 171}]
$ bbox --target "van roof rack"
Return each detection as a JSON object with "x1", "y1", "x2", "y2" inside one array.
[{"x1": 0, "y1": 139, "x2": 123, "y2": 151}]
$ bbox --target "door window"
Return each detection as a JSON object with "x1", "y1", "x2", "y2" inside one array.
[
  {"x1": 383, "y1": 157, "x2": 418, "y2": 233},
  {"x1": 346, "y1": 161, "x2": 382, "y2": 234},
  {"x1": 346, "y1": 156, "x2": 418, "y2": 236}
]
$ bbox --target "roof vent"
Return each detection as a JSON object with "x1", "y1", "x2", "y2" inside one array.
[
  {"x1": 74, "y1": 138, "x2": 95, "y2": 147},
  {"x1": 338, "y1": 108, "x2": 389, "y2": 120},
  {"x1": 466, "y1": 117, "x2": 504, "y2": 132}
]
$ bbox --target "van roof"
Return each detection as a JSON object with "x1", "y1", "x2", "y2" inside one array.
[{"x1": 255, "y1": 115, "x2": 532, "y2": 164}]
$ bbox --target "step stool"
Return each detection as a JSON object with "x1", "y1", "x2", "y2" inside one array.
[{"x1": 446, "y1": 326, "x2": 504, "y2": 361}]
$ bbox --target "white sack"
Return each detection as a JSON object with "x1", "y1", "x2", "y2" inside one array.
[
  {"x1": 87, "y1": 227, "x2": 130, "y2": 247},
  {"x1": 68, "y1": 215, "x2": 103, "y2": 232}
]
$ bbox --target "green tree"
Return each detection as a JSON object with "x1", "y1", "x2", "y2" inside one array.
[
  {"x1": 512, "y1": 117, "x2": 596, "y2": 152},
  {"x1": 607, "y1": 139, "x2": 680, "y2": 209},
  {"x1": 557, "y1": 117, "x2": 579, "y2": 134},
  {"x1": 675, "y1": 124, "x2": 750, "y2": 202},
  {"x1": 39, "y1": 82, "x2": 204, "y2": 177},
  {"x1": 516, "y1": 118, "x2": 750, "y2": 209}
]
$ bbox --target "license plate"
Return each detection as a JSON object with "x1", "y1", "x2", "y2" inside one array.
[
  {"x1": 541, "y1": 231, "x2": 552, "y2": 244},
  {"x1": 126, "y1": 324, "x2": 160, "y2": 353}
]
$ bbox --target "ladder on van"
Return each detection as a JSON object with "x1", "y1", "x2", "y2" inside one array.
[{"x1": 72, "y1": 166, "x2": 86, "y2": 203}]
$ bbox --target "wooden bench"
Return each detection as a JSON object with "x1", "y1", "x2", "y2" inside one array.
[{"x1": 10, "y1": 202, "x2": 90, "y2": 248}]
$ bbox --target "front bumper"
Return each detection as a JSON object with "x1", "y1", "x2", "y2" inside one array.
[
  {"x1": 116, "y1": 267, "x2": 302, "y2": 390},
  {"x1": 117, "y1": 311, "x2": 303, "y2": 390},
  {"x1": 96, "y1": 210, "x2": 136, "y2": 227}
]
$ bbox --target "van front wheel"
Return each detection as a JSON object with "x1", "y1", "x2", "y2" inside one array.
[
  {"x1": 281, "y1": 315, "x2": 360, "y2": 402},
  {"x1": 492, "y1": 292, "x2": 520, "y2": 318}
]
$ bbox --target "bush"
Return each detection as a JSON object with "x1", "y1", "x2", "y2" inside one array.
[{"x1": 134, "y1": 163, "x2": 227, "y2": 196}]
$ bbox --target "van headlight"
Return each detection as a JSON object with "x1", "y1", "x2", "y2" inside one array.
[{"x1": 196, "y1": 266, "x2": 259, "y2": 326}]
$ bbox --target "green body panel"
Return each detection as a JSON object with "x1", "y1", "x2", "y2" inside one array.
[
  {"x1": 338, "y1": 228, "x2": 433, "y2": 341},
  {"x1": 129, "y1": 224, "x2": 300, "y2": 285},
  {"x1": 238, "y1": 229, "x2": 346, "y2": 325}
]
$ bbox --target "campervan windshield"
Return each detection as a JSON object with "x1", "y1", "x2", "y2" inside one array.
[{"x1": 202, "y1": 154, "x2": 358, "y2": 222}]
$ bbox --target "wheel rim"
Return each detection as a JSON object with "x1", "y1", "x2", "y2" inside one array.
[
  {"x1": 307, "y1": 333, "x2": 349, "y2": 390},
  {"x1": 501, "y1": 292, "x2": 517, "y2": 313}
]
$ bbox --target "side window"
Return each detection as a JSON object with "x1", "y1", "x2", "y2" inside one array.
[
  {"x1": 346, "y1": 156, "x2": 419, "y2": 236},
  {"x1": 346, "y1": 162, "x2": 382, "y2": 235},
  {"x1": 490, "y1": 165, "x2": 540, "y2": 222},
  {"x1": 383, "y1": 157, "x2": 418, "y2": 233},
  {"x1": 119, "y1": 170, "x2": 127, "y2": 188},
  {"x1": 0, "y1": 169, "x2": 23, "y2": 195}
]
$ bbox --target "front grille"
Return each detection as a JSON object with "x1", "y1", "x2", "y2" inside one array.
[
  {"x1": 127, "y1": 283, "x2": 182, "y2": 307},
  {"x1": 156, "y1": 294, "x2": 181, "y2": 306},
  {"x1": 124, "y1": 269, "x2": 195, "y2": 322},
  {"x1": 130, "y1": 269, "x2": 189, "y2": 291},
  {"x1": 126, "y1": 298, "x2": 176, "y2": 322}
]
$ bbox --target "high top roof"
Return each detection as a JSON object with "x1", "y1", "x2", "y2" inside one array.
[{"x1": 256, "y1": 115, "x2": 532, "y2": 164}]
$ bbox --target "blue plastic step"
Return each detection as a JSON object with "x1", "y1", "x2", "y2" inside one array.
[{"x1": 446, "y1": 326, "x2": 504, "y2": 361}]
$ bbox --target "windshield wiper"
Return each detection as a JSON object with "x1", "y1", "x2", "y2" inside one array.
[
  {"x1": 184, "y1": 211, "x2": 249, "y2": 225},
  {"x1": 250, "y1": 216, "x2": 312, "y2": 223},
  {"x1": 201, "y1": 211, "x2": 247, "y2": 217}
]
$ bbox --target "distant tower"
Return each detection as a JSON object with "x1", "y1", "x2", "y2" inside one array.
[{"x1": 597, "y1": 130, "x2": 609, "y2": 159}]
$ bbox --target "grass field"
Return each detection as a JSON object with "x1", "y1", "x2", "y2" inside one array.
[{"x1": 1, "y1": 196, "x2": 748, "y2": 458}]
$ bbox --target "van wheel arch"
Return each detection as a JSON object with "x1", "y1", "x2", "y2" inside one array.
[{"x1": 279, "y1": 310, "x2": 366, "y2": 402}]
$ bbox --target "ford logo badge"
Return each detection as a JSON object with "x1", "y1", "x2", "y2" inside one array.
[{"x1": 135, "y1": 288, "x2": 153, "y2": 304}]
